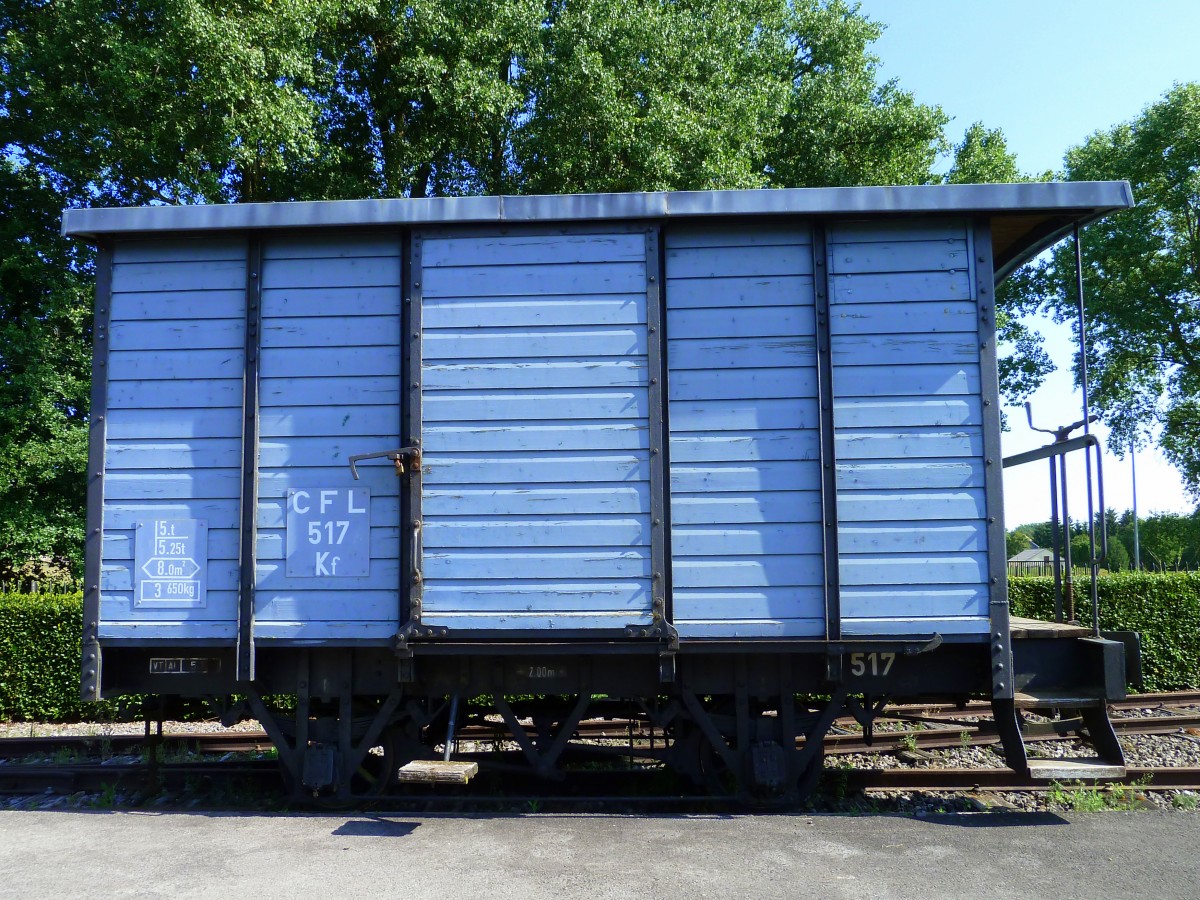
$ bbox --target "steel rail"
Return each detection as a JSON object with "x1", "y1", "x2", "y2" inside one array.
[
  {"x1": 0, "y1": 760, "x2": 282, "y2": 795},
  {"x1": 3, "y1": 753, "x2": 1199, "y2": 801},
  {"x1": 0, "y1": 731, "x2": 276, "y2": 759},
  {"x1": 843, "y1": 767, "x2": 1200, "y2": 793},
  {"x1": 4, "y1": 698, "x2": 1199, "y2": 761}
]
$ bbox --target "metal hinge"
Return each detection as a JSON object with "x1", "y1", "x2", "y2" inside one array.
[
  {"x1": 625, "y1": 597, "x2": 679, "y2": 682},
  {"x1": 392, "y1": 620, "x2": 448, "y2": 657},
  {"x1": 624, "y1": 597, "x2": 679, "y2": 647}
]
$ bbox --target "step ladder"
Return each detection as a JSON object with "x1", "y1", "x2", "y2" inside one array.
[{"x1": 995, "y1": 690, "x2": 1126, "y2": 780}]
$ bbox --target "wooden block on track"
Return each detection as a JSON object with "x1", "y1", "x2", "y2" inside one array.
[{"x1": 397, "y1": 760, "x2": 480, "y2": 784}]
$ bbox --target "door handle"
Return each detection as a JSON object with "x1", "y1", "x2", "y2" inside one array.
[{"x1": 348, "y1": 447, "x2": 421, "y2": 480}]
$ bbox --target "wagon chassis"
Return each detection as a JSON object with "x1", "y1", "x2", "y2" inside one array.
[{"x1": 97, "y1": 625, "x2": 1128, "y2": 804}]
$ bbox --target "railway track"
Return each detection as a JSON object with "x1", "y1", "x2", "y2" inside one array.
[
  {"x1": 841, "y1": 767, "x2": 1200, "y2": 793},
  {"x1": 3, "y1": 691, "x2": 1197, "y2": 801},
  {"x1": 2, "y1": 757, "x2": 1198, "y2": 801},
  {"x1": 0, "y1": 760, "x2": 282, "y2": 795},
  {"x1": 3, "y1": 713, "x2": 1197, "y2": 761},
  {"x1": 0, "y1": 731, "x2": 276, "y2": 759}
]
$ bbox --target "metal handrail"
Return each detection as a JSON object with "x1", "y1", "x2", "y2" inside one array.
[{"x1": 1003, "y1": 433, "x2": 1107, "y2": 636}]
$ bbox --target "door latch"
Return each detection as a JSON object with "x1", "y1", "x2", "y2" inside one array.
[{"x1": 348, "y1": 447, "x2": 421, "y2": 479}]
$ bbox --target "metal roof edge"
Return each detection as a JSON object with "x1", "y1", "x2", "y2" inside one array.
[
  {"x1": 992, "y1": 183, "x2": 1134, "y2": 281},
  {"x1": 61, "y1": 181, "x2": 1134, "y2": 239}
]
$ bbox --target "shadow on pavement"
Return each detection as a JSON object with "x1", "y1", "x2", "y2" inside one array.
[
  {"x1": 332, "y1": 817, "x2": 421, "y2": 838},
  {"x1": 918, "y1": 810, "x2": 1070, "y2": 827}
]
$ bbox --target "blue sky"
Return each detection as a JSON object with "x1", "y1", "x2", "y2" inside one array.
[{"x1": 856, "y1": 0, "x2": 1200, "y2": 528}]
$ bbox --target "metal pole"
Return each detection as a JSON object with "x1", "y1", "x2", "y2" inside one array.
[
  {"x1": 1074, "y1": 225, "x2": 1092, "y2": 439},
  {"x1": 444, "y1": 694, "x2": 460, "y2": 762},
  {"x1": 1132, "y1": 450, "x2": 1141, "y2": 570},
  {"x1": 1073, "y1": 225, "x2": 1102, "y2": 636},
  {"x1": 1049, "y1": 457, "x2": 1064, "y2": 623},
  {"x1": 1060, "y1": 452, "x2": 1074, "y2": 622}
]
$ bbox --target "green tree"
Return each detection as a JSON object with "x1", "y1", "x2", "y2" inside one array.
[
  {"x1": 767, "y1": 0, "x2": 947, "y2": 188},
  {"x1": 517, "y1": 0, "x2": 793, "y2": 194},
  {"x1": 306, "y1": 0, "x2": 543, "y2": 199},
  {"x1": 1138, "y1": 512, "x2": 1200, "y2": 571},
  {"x1": 1, "y1": 0, "x2": 331, "y2": 205},
  {"x1": 1069, "y1": 531, "x2": 1096, "y2": 569},
  {"x1": 0, "y1": 159, "x2": 91, "y2": 579},
  {"x1": 1005, "y1": 84, "x2": 1200, "y2": 498},
  {"x1": 1103, "y1": 532, "x2": 1130, "y2": 571},
  {"x1": 1006, "y1": 529, "x2": 1033, "y2": 559},
  {"x1": 945, "y1": 121, "x2": 1022, "y2": 185},
  {"x1": 1012, "y1": 520, "x2": 1056, "y2": 550}
]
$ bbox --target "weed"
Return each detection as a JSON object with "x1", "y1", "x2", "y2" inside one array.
[
  {"x1": 141, "y1": 742, "x2": 195, "y2": 765},
  {"x1": 91, "y1": 782, "x2": 119, "y2": 809},
  {"x1": 898, "y1": 732, "x2": 918, "y2": 753},
  {"x1": 525, "y1": 799, "x2": 541, "y2": 813},
  {"x1": 1048, "y1": 780, "x2": 1109, "y2": 812},
  {"x1": 50, "y1": 746, "x2": 82, "y2": 765},
  {"x1": 821, "y1": 765, "x2": 852, "y2": 803},
  {"x1": 1171, "y1": 793, "x2": 1198, "y2": 811},
  {"x1": 959, "y1": 730, "x2": 972, "y2": 749},
  {"x1": 1048, "y1": 775, "x2": 1154, "y2": 812},
  {"x1": 1112, "y1": 774, "x2": 1155, "y2": 809}
]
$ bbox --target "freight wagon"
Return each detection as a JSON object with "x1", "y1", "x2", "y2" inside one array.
[{"x1": 63, "y1": 183, "x2": 1137, "y2": 800}]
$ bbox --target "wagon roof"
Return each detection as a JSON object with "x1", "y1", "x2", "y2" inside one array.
[{"x1": 62, "y1": 181, "x2": 1133, "y2": 282}]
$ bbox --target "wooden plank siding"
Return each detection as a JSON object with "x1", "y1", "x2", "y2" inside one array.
[
  {"x1": 252, "y1": 234, "x2": 404, "y2": 642},
  {"x1": 100, "y1": 239, "x2": 247, "y2": 637},
  {"x1": 418, "y1": 230, "x2": 655, "y2": 630},
  {"x1": 96, "y1": 215, "x2": 996, "y2": 646},
  {"x1": 828, "y1": 220, "x2": 990, "y2": 635},
  {"x1": 665, "y1": 223, "x2": 825, "y2": 638}
]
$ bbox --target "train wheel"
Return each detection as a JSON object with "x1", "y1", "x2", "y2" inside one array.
[
  {"x1": 345, "y1": 724, "x2": 403, "y2": 799},
  {"x1": 670, "y1": 720, "x2": 738, "y2": 795}
]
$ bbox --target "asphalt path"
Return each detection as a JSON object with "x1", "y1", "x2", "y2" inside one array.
[{"x1": 1, "y1": 809, "x2": 1196, "y2": 899}]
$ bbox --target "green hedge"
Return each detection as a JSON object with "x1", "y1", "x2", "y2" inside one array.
[
  {"x1": 0, "y1": 592, "x2": 93, "y2": 721},
  {"x1": 1008, "y1": 572, "x2": 1200, "y2": 692}
]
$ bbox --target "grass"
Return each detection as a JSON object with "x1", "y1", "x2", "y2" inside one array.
[
  {"x1": 1047, "y1": 775, "x2": 1154, "y2": 811},
  {"x1": 50, "y1": 746, "x2": 83, "y2": 765},
  {"x1": 1171, "y1": 793, "x2": 1198, "y2": 811},
  {"x1": 90, "y1": 782, "x2": 119, "y2": 809}
]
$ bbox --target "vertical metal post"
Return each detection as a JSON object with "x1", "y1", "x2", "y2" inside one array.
[
  {"x1": 1073, "y1": 224, "x2": 1101, "y2": 636},
  {"x1": 1049, "y1": 457, "x2": 1064, "y2": 622},
  {"x1": 972, "y1": 220, "x2": 1014, "y2": 701},
  {"x1": 444, "y1": 693, "x2": 460, "y2": 761},
  {"x1": 644, "y1": 228, "x2": 670, "y2": 636},
  {"x1": 404, "y1": 234, "x2": 425, "y2": 633},
  {"x1": 237, "y1": 238, "x2": 263, "y2": 682},
  {"x1": 1132, "y1": 450, "x2": 1141, "y2": 569},
  {"x1": 82, "y1": 243, "x2": 113, "y2": 702},
  {"x1": 294, "y1": 650, "x2": 311, "y2": 797},
  {"x1": 336, "y1": 654, "x2": 353, "y2": 799},
  {"x1": 811, "y1": 224, "x2": 841, "y2": 648},
  {"x1": 1060, "y1": 453, "x2": 1074, "y2": 622}
]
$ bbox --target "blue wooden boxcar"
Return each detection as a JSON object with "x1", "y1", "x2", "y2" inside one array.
[{"x1": 65, "y1": 184, "x2": 1136, "y2": 799}]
